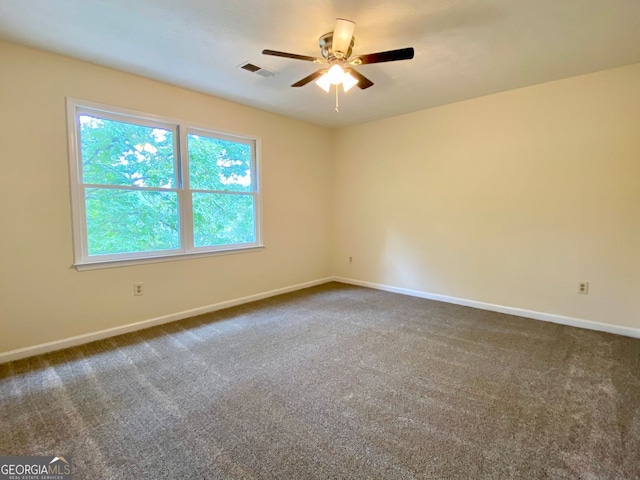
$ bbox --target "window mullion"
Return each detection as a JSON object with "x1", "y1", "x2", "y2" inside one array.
[
  {"x1": 81, "y1": 183, "x2": 178, "y2": 193},
  {"x1": 252, "y1": 139, "x2": 261, "y2": 246},
  {"x1": 189, "y1": 189, "x2": 254, "y2": 195},
  {"x1": 178, "y1": 125, "x2": 194, "y2": 253}
]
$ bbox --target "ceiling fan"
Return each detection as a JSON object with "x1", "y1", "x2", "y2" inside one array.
[{"x1": 262, "y1": 18, "x2": 414, "y2": 108}]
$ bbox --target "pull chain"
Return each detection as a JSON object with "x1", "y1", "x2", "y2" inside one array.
[{"x1": 335, "y1": 85, "x2": 339, "y2": 113}]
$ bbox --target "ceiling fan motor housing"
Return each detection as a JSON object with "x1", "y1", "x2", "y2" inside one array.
[{"x1": 319, "y1": 32, "x2": 354, "y2": 60}]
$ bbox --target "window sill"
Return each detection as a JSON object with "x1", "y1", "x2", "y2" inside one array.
[{"x1": 74, "y1": 245, "x2": 265, "y2": 271}]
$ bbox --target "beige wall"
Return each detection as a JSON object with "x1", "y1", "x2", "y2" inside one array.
[
  {"x1": 0, "y1": 41, "x2": 333, "y2": 353},
  {"x1": 333, "y1": 63, "x2": 640, "y2": 328}
]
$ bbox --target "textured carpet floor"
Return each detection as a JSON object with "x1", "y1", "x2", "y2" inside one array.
[{"x1": 1, "y1": 282, "x2": 639, "y2": 479}]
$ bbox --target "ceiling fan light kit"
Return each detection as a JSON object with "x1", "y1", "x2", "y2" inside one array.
[
  {"x1": 341, "y1": 72, "x2": 359, "y2": 91},
  {"x1": 262, "y1": 18, "x2": 414, "y2": 112}
]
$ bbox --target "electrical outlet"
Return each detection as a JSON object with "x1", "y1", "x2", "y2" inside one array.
[
  {"x1": 578, "y1": 282, "x2": 589, "y2": 295},
  {"x1": 134, "y1": 282, "x2": 144, "y2": 296}
]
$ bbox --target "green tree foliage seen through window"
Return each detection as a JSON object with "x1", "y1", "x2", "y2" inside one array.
[
  {"x1": 188, "y1": 133, "x2": 255, "y2": 247},
  {"x1": 77, "y1": 112, "x2": 256, "y2": 258}
]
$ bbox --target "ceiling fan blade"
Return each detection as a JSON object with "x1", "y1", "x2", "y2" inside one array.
[
  {"x1": 350, "y1": 47, "x2": 414, "y2": 65},
  {"x1": 262, "y1": 49, "x2": 321, "y2": 62},
  {"x1": 333, "y1": 18, "x2": 356, "y2": 56},
  {"x1": 291, "y1": 70, "x2": 327, "y2": 87},
  {"x1": 346, "y1": 68, "x2": 374, "y2": 90}
]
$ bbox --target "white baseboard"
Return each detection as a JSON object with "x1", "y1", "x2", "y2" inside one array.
[
  {"x1": 332, "y1": 276, "x2": 640, "y2": 339},
  {"x1": 0, "y1": 277, "x2": 333, "y2": 364}
]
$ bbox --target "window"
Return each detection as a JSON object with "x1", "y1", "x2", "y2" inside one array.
[{"x1": 67, "y1": 99, "x2": 261, "y2": 269}]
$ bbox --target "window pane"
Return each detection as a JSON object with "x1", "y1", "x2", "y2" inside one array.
[
  {"x1": 193, "y1": 193, "x2": 255, "y2": 247},
  {"x1": 188, "y1": 134, "x2": 252, "y2": 192},
  {"x1": 80, "y1": 115, "x2": 175, "y2": 188},
  {"x1": 85, "y1": 188, "x2": 179, "y2": 255}
]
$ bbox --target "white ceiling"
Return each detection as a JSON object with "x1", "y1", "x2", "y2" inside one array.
[{"x1": 2, "y1": 0, "x2": 640, "y2": 128}]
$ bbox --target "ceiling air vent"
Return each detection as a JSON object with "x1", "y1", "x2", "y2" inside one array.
[{"x1": 239, "y1": 62, "x2": 276, "y2": 78}]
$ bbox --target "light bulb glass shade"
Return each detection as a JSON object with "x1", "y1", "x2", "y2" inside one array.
[
  {"x1": 333, "y1": 19, "x2": 356, "y2": 56},
  {"x1": 327, "y1": 64, "x2": 345, "y2": 85},
  {"x1": 315, "y1": 73, "x2": 331, "y2": 92},
  {"x1": 342, "y1": 72, "x2": 358, "y2": 92}
]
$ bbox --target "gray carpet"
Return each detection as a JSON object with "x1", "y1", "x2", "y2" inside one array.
[{"x1": 1, "y1": 282, "x2": 639, "y2": 479}]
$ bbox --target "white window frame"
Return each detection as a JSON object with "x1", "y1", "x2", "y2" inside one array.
[{"x1": 66, "y1": 98, "x2": 263, "y2": 270}]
